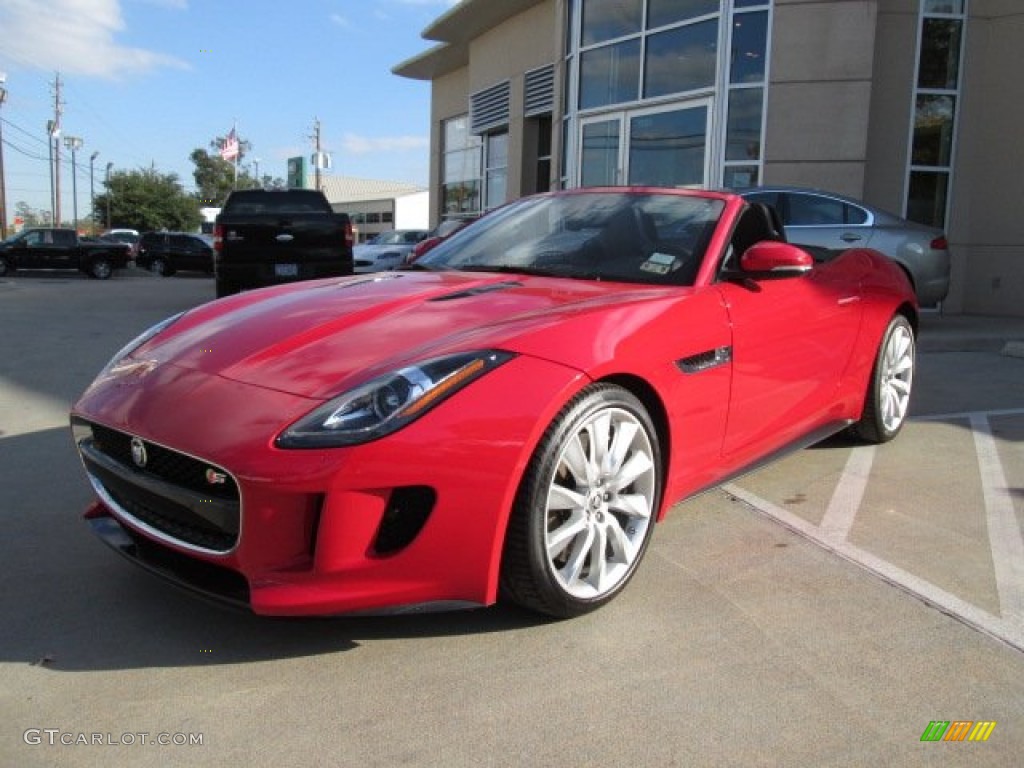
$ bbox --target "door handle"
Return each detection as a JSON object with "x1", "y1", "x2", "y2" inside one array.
[{"x1": 840, "y1": 233, "x2": 862, "y2": 243}]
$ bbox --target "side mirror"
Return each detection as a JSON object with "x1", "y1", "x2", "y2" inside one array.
[{"x1": 740, "y1": 241, "x2": 814, "y2": 276}]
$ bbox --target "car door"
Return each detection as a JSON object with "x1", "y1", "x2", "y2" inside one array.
[
  {"x1": 716, "y1": 206, "x2": 864, "y2": 463},
  {"x1": 778, "y1": 191, "x2": 875, "y2": 256},
  {"x1": 50, "y1": 229, "x2": 78, "y2": 268},
  {"x1": 19, "y1": 230, "x2": 50, "y2": 268}
]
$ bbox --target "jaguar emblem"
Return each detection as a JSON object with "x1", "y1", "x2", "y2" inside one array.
[{"x1": 130, "y1": 437, "x2": 148, "y2": 468}]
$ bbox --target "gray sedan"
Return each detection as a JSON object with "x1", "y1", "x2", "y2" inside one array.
[
  {"x1": 740, "y1": 187, "x2": 950, "y2": 306},
  {"x1": 353, "y1": 229, "x2": 428, "y2": 273}
]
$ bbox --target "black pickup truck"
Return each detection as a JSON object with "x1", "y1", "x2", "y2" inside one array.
[
  {"x1": 213, "y1": 189, "x2": 354, "y2": 298},
  {"x1": 0, "y1": 228, "x2": 131, "y2": 279}
]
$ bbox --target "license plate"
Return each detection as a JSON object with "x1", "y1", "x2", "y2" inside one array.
[{"x1": 275, "y1": 263, "x2": 298, "y2": 277}]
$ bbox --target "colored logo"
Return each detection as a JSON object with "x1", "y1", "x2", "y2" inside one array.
[{"x1": 920, "y1": 721, "x2": 996, "y2": 742}]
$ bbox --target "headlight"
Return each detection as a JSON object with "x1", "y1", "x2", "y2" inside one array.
[
  {"x1": 90, "y1": 312, "x2": 185, "y2": 384},
  {"x1": 276, "y1": 349, "x2": 516, "y2": 448}
]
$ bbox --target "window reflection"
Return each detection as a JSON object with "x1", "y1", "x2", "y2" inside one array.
[
  {"x1": 730, "y1": 10, "x2": 767, "y2": 83},
  {"x1": 580, "y1": 39, "x2": 641, "y2": 109},
  {"x1": 644, "y1": 20, "x2": 717, "y2": 99},
  {"x1": 647, "y1": 0, "x2": 718, "y2": 29},
  {"x1": 912, "y1": 94, "x2": 955, "y2": 166},
  {"x1": 581, "y1": 0, "x2": 643, "y2": 46},
  {"x1": 725, "y1": 87, "x2": 762, "y2": 161},
  {"x1": 908, "y1": 171, "x2": 949, "y2": 229},
  {"x1": 628, "y1": 107, "x2": 708, "y2": 187},
  {"x1": 918, "y1": 19, "x2": 961, "y2": 89}
]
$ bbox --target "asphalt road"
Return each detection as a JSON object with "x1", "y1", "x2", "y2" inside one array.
[{"x1": 2, "y1": 270, "x2": 1022, "y2": 767}]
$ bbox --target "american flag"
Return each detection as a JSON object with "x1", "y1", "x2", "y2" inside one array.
[{"x1": 220, "y1": 128, "x2": 239, "y2": 161}]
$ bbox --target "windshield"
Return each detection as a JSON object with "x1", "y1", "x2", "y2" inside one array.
[{"x1": 417, "y1": 191, "x2": 724, "y2": 286}]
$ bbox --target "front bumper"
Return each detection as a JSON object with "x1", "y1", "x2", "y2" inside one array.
[{"x1": 71, "y1": 355, "x2": 585, "y2": 615}]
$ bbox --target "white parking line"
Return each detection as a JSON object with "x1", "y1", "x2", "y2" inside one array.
[
  {"x1": 972, "y1": 414, "x2": 1024, "y2": 630},
  {"x1": 818, "y1": 445, "x2": 875, "y2": 545},
  {"x1": 724, "y1": 408, "x2": 1024, "y2": 653}
]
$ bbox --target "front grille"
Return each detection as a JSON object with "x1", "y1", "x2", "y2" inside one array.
[
  {"x1": 90, "y1": 423, "x2": 238, "y2": 500},
  {"x1": 76, "y1": 419, "x2": 241, "y2": 554}
]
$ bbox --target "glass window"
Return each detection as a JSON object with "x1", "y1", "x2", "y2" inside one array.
[
  {"x1": 643, "y1": 20, "x2": 717, "y2": 99},
  {"x1": 734, "y1": 0, "x2": 768, "y2": 7},
  {"x1": 485, "y1": 132, "x2": 509, "y2": 210},
  {"x1": 724, "y1": 166, "x2": 759, "y2": 190},
  {"x1": 581, "y1": 119, "x2": 621, "y2": 186},
  {"x1": 918, "y1": 19, "x2": 961, "y2": 89},
  {"x1": 924, "y1": 0, "x2": 963, "y2": 13},
  {"x1": 647, "y1": 0, "x2": 719, "y2": 30},
  {"x1": 442, "y1": 181, "x2": 482, "y2": 217},
  {"x1": 730, "y1": 10, "x2": 767, "y2": 83},
  {"x1": 912, "y1": 94, "x2": 955, "y2": 166},
  {"x1": 725, "y1": 87, "x2": 762, "y2": 161},
  {"x1": 382, "y1": 212, "x2": 393, "y2": 223},
  {"x1": 907, "y1": 171, "x2": 949, "y2": 229},
  {"x1": 785, "y1": 194, "x2": 845, "y2": 226},
  {"x1": 627, "y1": 106, "x2": 707, "y2": 187},
  {"x1": 580, "y1": 39, "x2": 642, "y2": 109},
  {"x1": 581, "y1": 0, "x2": 643, "y2": 46}
]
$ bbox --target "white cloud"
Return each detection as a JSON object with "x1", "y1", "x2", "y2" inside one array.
[
  {"x1": 329, "y1": 13, "x2": 349, "y2": 27},
  {"x1": 341, "y1": 133, "x2": 429, "y2": 155},
  {"x1": 0, "y1": 0, "x2": 188, "y2": 79}
]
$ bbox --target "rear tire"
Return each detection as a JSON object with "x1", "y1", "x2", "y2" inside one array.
[
  {"x1": 853, "y1": 314, "x2": 915, "y2": 443},
  {"x1": 151, "y1": 258, "x2": 174, "y2": 277},
  {"x1": 500, "y1": 383, "x2": 661, "y2": 618}
]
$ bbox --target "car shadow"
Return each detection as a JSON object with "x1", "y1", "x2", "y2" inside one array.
[{"x1": 0, "y1": 426, "x2": 550, "y2": 673}]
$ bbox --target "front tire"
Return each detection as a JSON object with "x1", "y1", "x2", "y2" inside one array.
[
  {"x1": 853, "y1": 314, "x2": 915, "y2": 443},
  {"x1": 500, "y1": 384, "x2": 662, "y2": 618},
  {"x1": 88, "y1": 257, "x2": 113, "y2": 280}
]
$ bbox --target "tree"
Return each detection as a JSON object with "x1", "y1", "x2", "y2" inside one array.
[
  {"x1": 92, "y1": 168, "x2": 201, "y2": 232},
  {"x1": 13, "y1": 201, "x2": 51, "y2": 228},
  {"x1": 191, "y1": 134, "x2": 285, "y2": 206}
]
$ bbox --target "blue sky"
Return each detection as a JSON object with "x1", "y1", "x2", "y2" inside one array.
[{"x1": 0, "y1": 0, "x2": 459, "y2": 220}]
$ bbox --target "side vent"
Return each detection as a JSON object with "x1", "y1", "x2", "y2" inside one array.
[
  {"x1": 677, "y1": 346, "x2": 732, "y2": 374},
  {"x1": 373, "y1": 486, "x2": 436, "y2": 555},
  {"x1": 524, "y1": 64, "x2": 555, "y2": 117}
]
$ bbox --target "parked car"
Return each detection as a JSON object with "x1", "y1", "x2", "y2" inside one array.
[
  {"x1": 214, "y1": 189, "x2": 354, "y2": 297},
  {"x1": 0, "y1": 227, "x2": 130, "y2": 279},
  {"x1": 136, "y1": 232, "x2": 214, "y2": 276},
  {"x1": 739, "y1": 186, "x2": 950, "y2": 306},
  {"x1": 353, "y1": 229, "x2": 428, "y2": 272},
  {"x1": 70, "y1": 187, "x2": 917, "y2": 619},
  {"x1": 101, "y1": 229, "x2": 141, "y2": 257},
  {"x1": 404, "y1": 218, "x2": 476, "y2": 264}
]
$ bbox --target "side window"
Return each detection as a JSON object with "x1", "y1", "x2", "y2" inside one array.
[
  {"x1": 742, "y1": 191, "x2": 779, "y2": 211},
  {"x1": 786, "y1": 193, "x2": 844, "y2": 226},
  {"x1": 54, "y1": 230, "x2": 76, "y2": 247},
  {"x1": 845, "y1": 204, "x2": 869, "y2": 225}
]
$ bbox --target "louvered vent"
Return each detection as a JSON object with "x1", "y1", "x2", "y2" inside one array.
[
  {"x1": 524, "y1": 64, "x2": 555, "y2": 117},
  {"x1": 470, "y1": 81, "x2": 511, "y2": 134}
]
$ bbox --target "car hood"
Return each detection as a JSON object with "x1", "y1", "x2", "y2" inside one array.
[{"x1": 128, "y1": 271, "x2": 680, "y2": 400}]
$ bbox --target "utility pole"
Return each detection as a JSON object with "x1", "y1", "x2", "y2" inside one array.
[
  {"x1": 64, "y1": 136, "x2": 83, "y2": 230},
  {"x1": 0, "y1": 73, "x2": 8, "y2": 239},
  {"x1": 51, "y1": 73, "x2": 63, "y2": 225},
  {"x1": 311, "y1": 117, "x2": 322, "y2": 192},
  {"x1": 89, "y1": 151, "x2": 99, "y2": 233},
  {"x1": 105, "y1": 162, "x2": 112, "y2": 230}
]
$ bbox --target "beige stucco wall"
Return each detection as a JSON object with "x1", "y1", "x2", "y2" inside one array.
[
  {"x1": 429, "y1": 67, "x2": 471, "y2": 223},
  {"x1": 951, "y1": 1, "x2": 1024, "y2": 315},
  {"x1": 763, "y1": 0, "x2": 877, "y2": 197}
]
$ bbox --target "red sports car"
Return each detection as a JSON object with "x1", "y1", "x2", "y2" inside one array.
[{"x1": 70, "y1": 188, "x2": 917, "y2": 619}]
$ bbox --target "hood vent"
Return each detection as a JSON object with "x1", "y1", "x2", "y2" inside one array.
[{"x1": 429, "y1": 280, "x2": 522, "y2": 302}]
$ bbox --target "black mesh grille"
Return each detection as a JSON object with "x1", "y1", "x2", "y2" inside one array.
[
  {"x1": 82, "y1": 421, "x2": 240, "y2": 552},
  {"x1": 90, "y1": 423, "x2": 238, "y2": 500}
]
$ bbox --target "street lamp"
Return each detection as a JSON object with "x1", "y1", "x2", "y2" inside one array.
[
  {"x1": 0, "y1": 73, "x2": 8, "y2": 239},
  {"x1": 89, "y1": 151, "x2": 99, "y2": 234},
  {"x1": 105, "y1": 162, "x2": 113, "y2": 230},
  {"x1": 64, "y1": 135, "x2": 84, "y2": 231}
]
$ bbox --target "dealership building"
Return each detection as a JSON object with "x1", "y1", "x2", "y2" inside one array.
[{"x1": 394, "y1": 0, "x2": 1022, "y2": 316}]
